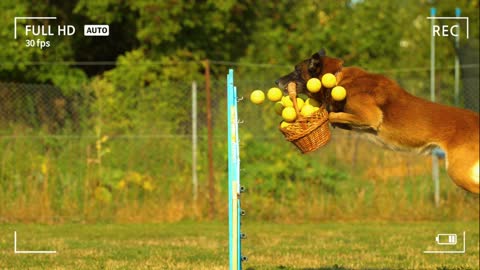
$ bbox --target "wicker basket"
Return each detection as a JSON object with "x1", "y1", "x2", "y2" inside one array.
[{"x1": 279, "y1": 107, "x2": 331, "y2": 153}]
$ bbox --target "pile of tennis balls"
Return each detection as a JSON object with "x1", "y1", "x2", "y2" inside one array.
[
  {"x1": 303, "y1": 73, "x2": 347, "y2": 101},
  {"x1": 249, "y1": 73, "x2": 346, "y2": 128}
]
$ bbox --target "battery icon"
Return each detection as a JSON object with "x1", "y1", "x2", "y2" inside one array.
[{"x1": 435, "y1": 234, "x2": 457, "y2": 245}]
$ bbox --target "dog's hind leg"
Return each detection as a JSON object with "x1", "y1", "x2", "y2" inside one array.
[{"x1": 444, "y1": 144, "x2": 480, "y2": 194}]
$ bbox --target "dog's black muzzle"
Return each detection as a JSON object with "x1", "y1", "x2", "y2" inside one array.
[{"x1": 275, "y1": 72, "x2": 296, "y2": 92}]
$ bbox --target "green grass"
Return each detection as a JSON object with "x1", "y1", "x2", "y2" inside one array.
[{"x1": 0, "y1": 221, "x2": 478, "y2": 269}]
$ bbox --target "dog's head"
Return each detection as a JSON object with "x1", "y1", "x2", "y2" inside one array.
[{"x1": 275, "y1": 49, "x2": 344, "y2": 98}]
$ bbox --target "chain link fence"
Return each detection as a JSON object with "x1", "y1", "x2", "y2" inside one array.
[
  {"x1": 1, "y1": 64, "x2": 477, "y2": 135},
  {"x1": 0, "y1": 82, "x2": 85, "y2": 133}
]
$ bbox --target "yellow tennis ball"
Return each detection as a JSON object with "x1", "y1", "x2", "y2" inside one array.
[
  {"x1": 282, "y1": 107, "x2": 297, "y2": 122},
  {"x1": 267, "y1": 87, "x2": 283, "y2": 102},
  {"x1": 321, "y1": 73, "x2": 337, "y2": 88},
  {"x1": 296, "y1": 98, "x2": 305, "y2": 110},
  {"x1": 280, "y1": 121, "x2": 291, "y2": 129},
  {"x1": 300, "y1": 104, "x2": 316, "y2": 117},
  {"x1": 274, "y1": 102, "x2": 284, "y2": 115},
  {"x1": 331, "y1": 86, "x2": 347, "y2": 101},
  {"x1": 250, "y1": 90, "x2": 265, "y2": 104},
  {"x1": 306, "y1": 78, "x2": 321, "y2": 93},
  {"x1": 281, "y1": 96, "x2": 294, "y2": 107}
]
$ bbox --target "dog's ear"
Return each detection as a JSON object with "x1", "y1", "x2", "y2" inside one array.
[
  {"x1": 308, "y1": 49, "x2": 327, "y2": 70},
  {"x1": 311, "y1": 49, "x2": 326, "y2": 60},
  {"x1": 309, "y1": 49, "x2": 326, "y2": 70},
  {"x1": 318, "y1": 48, "x2": 326, "y2": 57}
]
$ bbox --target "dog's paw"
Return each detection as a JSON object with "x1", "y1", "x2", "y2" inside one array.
[{"x1": 328, "y1": 112, "x2": 338, "y2": 121}]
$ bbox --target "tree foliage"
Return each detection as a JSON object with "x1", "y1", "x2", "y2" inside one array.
[
  {"x1": 0, "y1": 0, "x2": 477, "y2": 124},
  {"x1": 1, "y1": 0, "x2": 477, "y2": 82}
]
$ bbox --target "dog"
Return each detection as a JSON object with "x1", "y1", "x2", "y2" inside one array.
[{"x1": 276, "y1": 49, "x2": 479, "y2": 194}]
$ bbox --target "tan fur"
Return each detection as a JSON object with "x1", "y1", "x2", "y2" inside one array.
[{"x1": 472, "y1": 161, "x2": 479, "y2": 185}]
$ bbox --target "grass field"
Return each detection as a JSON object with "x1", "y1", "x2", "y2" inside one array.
[{"x1": 0, "y1": 221, "x2": 478, "y2": 269}]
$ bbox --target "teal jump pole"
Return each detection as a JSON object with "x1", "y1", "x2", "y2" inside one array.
[{"x1": 227, "y1": 69, "x2": 244, "y2": 270}]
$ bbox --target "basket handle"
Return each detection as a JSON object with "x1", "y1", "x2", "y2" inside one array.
[{"x1": 287, "y1": 82, "x2": 300, "y2": 115}]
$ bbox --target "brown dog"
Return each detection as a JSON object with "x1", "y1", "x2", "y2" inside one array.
[{"x1": 276, "y1": 49, "x2": 479, "y2": 193}]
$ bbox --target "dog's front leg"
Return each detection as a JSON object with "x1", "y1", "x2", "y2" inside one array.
[
  {"x1": 329, "y1": 106, "x2": 383, "y2": 130},
  {"x1": 329, "y1": 112, "x2": 377, "y2": 130}
]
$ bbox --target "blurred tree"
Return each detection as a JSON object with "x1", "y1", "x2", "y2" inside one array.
[
  {"x1": 0, "y1": 0, "x2": 138, "y2": 94},
  {"x1": 0, "y1": 0, "x2": 477, "y2": 98},
  {"x1": 238, "y1": 0, "x2": 478, "y2": 89}
]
